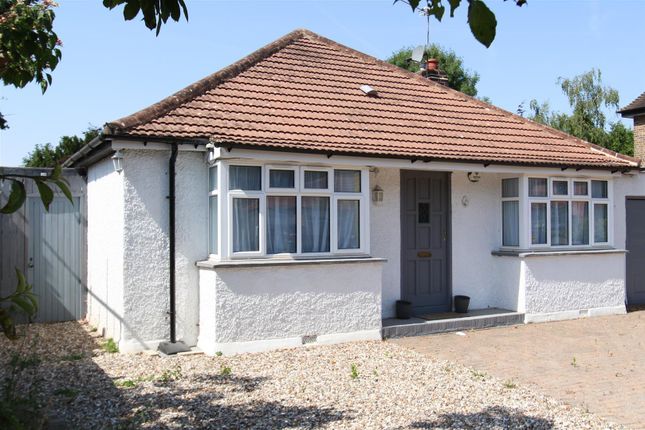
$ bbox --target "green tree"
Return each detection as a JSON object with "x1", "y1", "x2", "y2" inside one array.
[
  {"x1": 23, "y1": 126, "x2": 100, "y2": 167},
  {"x1": 0, "y1": 0, "x2": 62, "y2": 130},
  {"x1": 387, "y1": 45, "x2": 480, "y2": 97},
  {"x1": 524, "y1": 69, "x2": 634, "y2": 156}
]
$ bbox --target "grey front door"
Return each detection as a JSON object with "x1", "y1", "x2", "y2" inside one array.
[
  {"x1": 27, "y1": 196, "x2": 84, "y2": 322},
  {"x1": 401, "y1": 170, "x2": 450, "y2": 314},
  {"x1": 626, "y1": 197, "x2": 645, "y2": 305}
]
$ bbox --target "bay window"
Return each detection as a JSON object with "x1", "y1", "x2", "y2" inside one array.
[
  {"x1": 502, "y1": 176, "x2": 611, "y2": 249},
  {"x1": 209, "y1": 162, "x2": 369, "y2": 259}
]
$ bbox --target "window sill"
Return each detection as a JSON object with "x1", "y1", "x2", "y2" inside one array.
[
  {"x1": 492, "y1": 247, "x2": 626, "y2": 258},
  {"x1": 196, "y1": 256, "x2": 387, "y2": 269}
]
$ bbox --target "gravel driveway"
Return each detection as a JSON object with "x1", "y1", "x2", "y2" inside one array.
[{"x1": 0, "y1": 322, "x2": 619, "y2": 429}]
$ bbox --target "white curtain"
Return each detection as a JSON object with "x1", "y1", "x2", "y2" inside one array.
[
  {"x1": 304, "y1": 171, "x2": 328, "y2": 189},
  {"x1": 334, "y1": 170, "x2": 361, "y2": 192},
  {"x1": 529, "y1": 178, "x2": 547, "y2": 197},
  {"x1": 209, "y1": 196, "x2": 218, "y2": 254},
  {"x1": 230, "y1": 166, "x2": 261, "y2": 190},
  {"x1": 531, "y1": 202, "x2": 547, "y2": 244},
  {"x1": 267, "y1": 196, "x2": 296, "y2": 254},
  {"x1": 269, "y1": 170, "x2": 294, "y2": 188},
  {"x1": 338, "y1": 200, "x2": 360, "y2": 249},
  {"x1": 502, "y1": 201, "x2": 519, "y2": 246},
  {"x1": 301, "y1": 196, "x2": 329, "y2": 252},
  {"x1": 572, "y1": 201, "x2": 589, "y2": 245},
  {"x1": 594, "y1": 204, "x2": 608, "y2": 242},
  {"x1": 550, "y1": 201, "x2": 568, "y2": 245},
  {"x1": 574, "y1": 181, "x2": 588, "y2": 196},
  {"x1": 233, "y1": 198, "x2": 259, "y2": 252}
]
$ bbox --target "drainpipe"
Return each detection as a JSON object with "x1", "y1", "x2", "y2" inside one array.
[
  {"x1": 168, "y1": 143, "x2": 178, "y2": 343},
  {"x1": 158, "y1": 143, "x2": 189, "y2": 355}
]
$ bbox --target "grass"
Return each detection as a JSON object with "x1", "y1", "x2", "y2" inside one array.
[
  {"x1": 158, "y1": 366, "x2": 182, "y2": 383},
  {"x1": 115, "y1": 379, "x2": 138, "y2": 389},
  {"x1": 220, "y1": 366, "x2": 232, "y2": 376},
  {"x1": 103, "y1": 338, "x2": 119, "y2": 354},
  {"x1": 503, "y1": 379, "x2": 517, "y2": 389},
  {"x1": 571, "y1": 357, "x2": 578, "y2": 367},
  {"x1": 471, "y1": 370, "x2": 487, "y2": 380},
  {"x1": 350, "y1": 363, "x2": 359, "y2": 380},
  {"x1": 61, "y1": 353, "x2": 84, "y2": 361}
]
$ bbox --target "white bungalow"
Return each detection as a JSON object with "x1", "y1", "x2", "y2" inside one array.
[{"x1": 65, "y1": 29, "x2": 645, "y2": 355}]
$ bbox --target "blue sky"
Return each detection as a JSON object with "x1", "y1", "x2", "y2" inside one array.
[{"x1": 1, "y1": 0, "x2": 644, "y2": 166}]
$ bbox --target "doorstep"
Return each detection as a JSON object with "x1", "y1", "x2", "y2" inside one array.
[{"x1": 381, "y1": 308, "x2": 524, "y2": 339}]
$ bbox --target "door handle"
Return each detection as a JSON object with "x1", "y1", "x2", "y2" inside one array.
[
  {"x1": 28, "y1": 257, "x2": 34, "y2": 268},
  {"x1": 417, "y1": 251, "x2": 432, "y2": 258}
]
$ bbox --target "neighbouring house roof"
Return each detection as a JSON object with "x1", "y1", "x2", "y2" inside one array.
[
  {"x1": 104, "y1": 29, "x2": 637, "y2": 170},
  {"x1": 619, "y1": 91, "x2": 645, "y2": 118}
]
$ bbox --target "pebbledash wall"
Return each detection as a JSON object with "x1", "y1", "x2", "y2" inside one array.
[
  {"x1": 87, "y1": 147, "x2": 207, "y2": 352},
  {"x1": 196, "y1": 259, "x2": 383, "y2": 355},
  {"x1": 87, "y1": 157, "x2": 124, "y2": 341}
]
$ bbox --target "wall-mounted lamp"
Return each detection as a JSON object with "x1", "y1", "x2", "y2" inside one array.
[
  {"x1": 372, "y1": 185, "x2": 384, "y2": 203},
  {"x1": 467, "y1": 172, "x2": 480, "y2": 183},
  {"x1": 205, "y1": 142, "x2": 216, "y2": 163},
  {"x1": 112, "y1": 150, "x2": 124, "y2": 174}
]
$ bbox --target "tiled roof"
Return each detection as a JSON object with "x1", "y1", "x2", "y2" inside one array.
[
  {"x1": 106, "y1": 29, "x2": 637, "y2": 169},
  {"x1": 619, "y1": 91, "x2": 645, "y2": 117}
]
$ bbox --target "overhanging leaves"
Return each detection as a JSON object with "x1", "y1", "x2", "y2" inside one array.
[
  {"x1": 34, "y1": 180, "x2": 54, "y2": 211},
  {"x1": 103, "y1": 0, "x2": 189, "y2": 35},
  {"x1": 467, "y1": 0, "x2": 497, "y2": 48},
  {"x1": 0, "y1": 180, "x2": 26, "y2": 214}
]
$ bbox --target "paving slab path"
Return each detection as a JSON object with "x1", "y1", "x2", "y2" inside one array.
[{"x1": 391, "y1": 310, "x2": 645, "y2": 429}]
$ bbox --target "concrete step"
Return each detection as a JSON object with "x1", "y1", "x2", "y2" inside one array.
[{"x1": 382, "y1": 310, "x2": 525, "y2": 339}]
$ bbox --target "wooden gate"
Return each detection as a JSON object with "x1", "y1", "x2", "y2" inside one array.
[{"x1": 0, "y1": 168, "x2": 86, "y2": 322}]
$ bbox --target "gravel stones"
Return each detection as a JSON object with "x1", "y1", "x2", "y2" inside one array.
[{"x1": 0, "y1": 322, "x2": 621, "y2": 429}]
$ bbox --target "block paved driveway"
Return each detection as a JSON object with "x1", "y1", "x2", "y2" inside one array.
[{"x1": 391, "y1": 310, "x2": 645, "y2": 429}]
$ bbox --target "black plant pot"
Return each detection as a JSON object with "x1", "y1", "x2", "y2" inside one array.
[
  {"x1": 454, "y1": 295, "x2": 470, "y2": 314},
  {"x1": 396, "y1": 300, "x2": 412, "y2": 319}
]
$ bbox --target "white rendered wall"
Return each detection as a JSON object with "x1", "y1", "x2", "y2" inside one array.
[
  {"x1": 120, "y1": 149, "x2": 207, "y2": 352},
  {"x1": 451, "y1": 172, "x2": 523, "y2": 310},
  {"x1": 197, "y1": 261, "x2": 383, "y2": 355},
  {"x1": 86, "y1": 157, "x2": 124, "y2": 341},
  {"x1": 370, "y1": 168, "x2": 401, "y2": 318},
  {"x1": 522, "y1": 253, "x2": 626, "y2": 321}
]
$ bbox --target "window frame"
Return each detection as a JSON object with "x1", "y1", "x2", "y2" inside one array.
[
  {"x1": 501, "y1": 177, "x2": 521, "y2": 247},
  {"x1": 212, "y1": 161, "x2": 369, "y2": 260},
  {"x1": 301, "y1": 167, "x2": 333, "y2": 193},
  {"x1": 524, "y1": 176, "x2": 612, "y2": 249},
  {"x1": 208, "y1": 164, "x2": 221, "y2": 258},
  {"x1": 266, "y1": 165, "x2": 299, "y2": 193}
]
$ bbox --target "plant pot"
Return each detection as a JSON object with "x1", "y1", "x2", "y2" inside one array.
[
  {"x1": 426, "y1": 58, "x2": 439, "y2": 71},
  {"x1": 454, "y1": 295, "x2": 470, "y2": 314},
  {"x1": 396, "y1": 300, "x2": 413, "y2": 319}
]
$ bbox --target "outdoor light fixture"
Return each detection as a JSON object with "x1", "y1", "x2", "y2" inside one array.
[
  {"x1": 372, "y1": 185, "x2": 384, "y2": 203},
  {"x1": 205, "y1": 142, "x2": 216, "y2": 163},
  {"x1": 112, "y1": 150, "x2": 124, "y2": 174},
  {"x1": 467, "y1": 172, "x2": 481, "y2": 183}
]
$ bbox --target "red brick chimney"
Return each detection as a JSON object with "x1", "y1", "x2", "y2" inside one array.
[{"x1": 619, "y1": 91, "x2": 645, "y2": 160}]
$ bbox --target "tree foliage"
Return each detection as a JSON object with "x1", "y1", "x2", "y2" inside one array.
[
  {"x1": 23, "y1": 126, "x2": 100, "y2": 167},
  {"x1": 0, "y1": 0, "x2": 61, "y2": 129},
  {"x1": 396, "y1": 0, "x2": 527, "y2": 48},
  {"x1": 387, "y1": 45, "x2": 480, "y2": 97},
  {"x1": 522, "y1": 69, "x2": 634, "y2": 156},
  {"x1": 103, "y1": 0, "x2": 188, "y2": 35}
]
